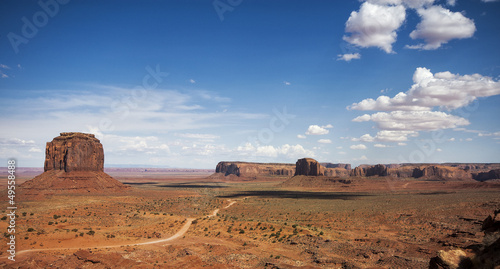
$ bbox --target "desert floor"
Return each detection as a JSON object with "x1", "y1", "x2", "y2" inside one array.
[{"x1": 1, "y1": 170, "x2": 499, "y2": 268}]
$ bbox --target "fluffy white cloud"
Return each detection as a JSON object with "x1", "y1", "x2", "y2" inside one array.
[
  {"x1": 352, "y1": 130, "x2": 419, "y2": 142},
  {"x1": 237, "y1": 143, "x2": 314, "y2": 159},
  {"x1": 374, "y1": 143, "x2": 389, "y2": 148},
  {"x1": 337, "y1": 53, "x2": 361, "y2": 62},
  {"x1": 374, "y1": 130, "x2": 418, "y2": 142},
  {"x1": 343, "y1": 2, "x2": 406, "y2": 53},
  {"x1": 348, "y1": 67, "x2": 500, "y2": 111},
  {"x1": 351, "y1": 134, "x2": 375, "y2": 142},
  {"x1": 306, "y1": 125, "x2": 330, "y2": 135},
  {"x1": 446, "y1": 0, "x2": 456, "y2": 6},
  {"x1": 355, "y1": 111, "x2": 469, "y2": 131},
  {"x1": 322, "y1": 124, "x2": 334, "y2": 129},
  {"x1": 407, "y1": 6, "x2": 476, "y2": 50},
  {"x1": 398, "y1": 142, "x2": 407, "y2": 146},
  {"x1": 318, "y1": 139, "x2": 332, "y2": 144},
  {"x1": 297, "y1": 134, "x2": 306, "y2": 139},
  {"x1": 350, "y1": 144, "x2": 367, "y2": 150}
]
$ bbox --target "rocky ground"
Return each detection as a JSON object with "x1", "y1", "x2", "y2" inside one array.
[{"x1": 1, "y1": 171, "x2": 499, "y2": 268}]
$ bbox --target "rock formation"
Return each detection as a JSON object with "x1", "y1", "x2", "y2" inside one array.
[
  {"x1": 295, "y1": 158, "x2": 324, "y2": 176},
  {"x1": 323, "y1": 168, "x2": 350, "y2": 177},
  {"x1": 473, "y1": 169, "x2": 500, "y2": 181},
  {"x1": 44, "y1": 132, "x2": 104, "y2": 172},
  {"x1": 321, "y1": 163, "x2": 351, "y2": 170},
  {"x1": 214, "y1": 161, "x2": 295, "y2": 178},
  {"x1": 20, "y1": 132, "x2": 128, "y2": 196}
]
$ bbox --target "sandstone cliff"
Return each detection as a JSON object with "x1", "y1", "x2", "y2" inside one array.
[
  {"x1": 214, "y1": 161, "x2": 295, "y2": 178},
  {"x1": 21, "y1": 132, "x2": 128, "y2": 196},
  {"x1": 295, "y1": 158, "x2": 324, "y2": 176},
  {"x1": 44, "y1": 132, "x2": 104, "y2": 172},
  {"x1": 321, "y1": 163, "x2": 351, "y2": 170}
]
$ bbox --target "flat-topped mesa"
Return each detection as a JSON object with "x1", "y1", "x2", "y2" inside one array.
[
  {"x1": 45, "y1": 132, "x2": 104, "y2": 172},
  {"x1": 215, "y1": 161, "x2": 295, "y2": 177},
  {"x1": 295, "y1": 158, "x2": 324, "y2": 176}
]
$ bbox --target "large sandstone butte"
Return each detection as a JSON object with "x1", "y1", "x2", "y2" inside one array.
[
  {"x1": 21, "y1": 132, "x2": 128, "y2": 195},
  {"x1": 295, "y1": 158, "x2": 324, "y2": 176}
]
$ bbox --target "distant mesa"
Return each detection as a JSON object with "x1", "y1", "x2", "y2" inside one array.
[
  {"x1": 211, "y1": 161, "x2": 295, "y2": 180},
  {"x1": 20, "y1": 132, "x2": 129, "y2": 196},
  {"x1": 212, "y1": 157, "x2": 500, "y2": 182},
  {"x1": 295, "y1": 158, "x2": 324, "y2": 176}
]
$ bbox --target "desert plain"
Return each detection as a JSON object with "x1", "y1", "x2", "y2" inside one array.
[{"x1": 1, "y1": 167, "x2": 499, "y2": 269}]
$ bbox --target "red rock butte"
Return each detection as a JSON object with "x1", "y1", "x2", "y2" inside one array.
[{"x1": 21, "y1": 132, "x2": 128, "y2": 196}]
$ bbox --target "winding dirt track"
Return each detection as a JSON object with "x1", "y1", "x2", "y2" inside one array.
[{"x1": 9, "y1": 198, "x2": 240, "y2": 258}]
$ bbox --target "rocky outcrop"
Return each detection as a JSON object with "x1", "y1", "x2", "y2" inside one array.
[
  {"x1": 321, "y1": 163, "x2": 351, "y2": 170},
  {"x1": 44, "y1": 132, "x2": 104, "y2": 172},
  {"x1": 472, "y1": 169, "x2": 500, "y2": 181},
  {"x1": 215, "y1": 162, "x2": 295, "y2": 177},
  {"x1": 350, "y1": 166, "x2": 365, "y2": 177},
  {"x1": 365, "y1": 164, "x2": 388, "y2": 177},
  {"x1": 295, "y1": 158, "x2": 324, "y2": 176},
  {"x1": 21, "y1": 132, "x2": 128, "y2": 196},
  {"x1": 324, "y1": 168, "x2": 350, "y2": 177}
]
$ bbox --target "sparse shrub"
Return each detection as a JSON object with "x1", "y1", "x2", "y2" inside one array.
[
  {"x1": 1, "y1": 216, "x2": 6, "y2": 221},
  {"x1": 87, "y1": 230, "x2": 95, "y2": 236},
  {"x1": 22, "y1": 212, "x2": 27, "y2": 216},
  {"x1": 71, "y1": 229, "x2": 78, "y2": 232},
  {"x1": 239, "y1": 229, "x2": 245, "y2": 234},
  {"x1": 79, "y1": 233, "x2": 84, "y2": 237},
  {"x1": 48, "y1": 221, "x2": 54, "y2": 225},
  {"x1": 27, "y1": 228, "x2": 35, "y2": 232}
]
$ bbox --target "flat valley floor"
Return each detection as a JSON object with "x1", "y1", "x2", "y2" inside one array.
[{"x1": 1, "y1": 170, "x2": 500, "y2": 268}]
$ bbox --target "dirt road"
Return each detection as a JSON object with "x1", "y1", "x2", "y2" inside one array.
[{"x1": 9, "y1": 198, "x2": 240, "y2": 258}]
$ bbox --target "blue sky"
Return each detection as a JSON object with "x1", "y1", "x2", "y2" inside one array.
[{"x1": 1, "y1": 0, "x2": 499, "y2": 169}]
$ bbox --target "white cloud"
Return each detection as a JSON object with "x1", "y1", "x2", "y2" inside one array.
[
  {"x1": 375, "y1": 130, "x2": 419, "y2": 142},
  {"x1": 353, "y1": 155, "x2": 368, "y2": 161},
  {"x1": 481, "y1": 0, "x2": 499, "y2": 2},
  {"x1": 436, "y1": 148, "x2": 442, "y2": 152},
  {"x1": 448, "y1": 137, "x2": 455, "y2": 141},
  {"x1": 318, "y1": 139, "x2": 332, "y2": 144},
  {"x1": 466, "y1": 138, "x2": 473, "y2": 141},
  {"x1": 374, "y1": 143, "x2": 389, "y2": 148},
  {"x1": 350, "y1": 144, "x2": 367, "y2": 150},
  {"x1": 343, "y1": 2, "x2": 406, "y2": 53},
  {"x1": 407, "y1": 6, "x2": 476, "y2": 50},
  {"x1": 348, "y1": 67, "x2": 500, "y2": 111},
  {"x1": 355, "y1": 111, "x2": 469, "y2": 131},
  {"x1": 0, "y1": 64, "x2": 10, "y2": 69},
  {"x1": 283, "y1": 81, "x2": 291, "y2": 86},
  {"x1": 398, "y1": 142, "x2": 407, "y2": 146},
  {"x1": 297, "y1": 134, "x2": 306, "y2": 139},
  {"x1": 338, "y1": 151, "x2": 347, "y2": 155},
  {"x1": 322, "y1": 124, "x2": 334, "y2": 129},
  {"x1": 175, "y1": 133, "x2": 220, "y2": 140},
  {"x1": 352, "y1": 133, "x2": 375, "y2": 142},
  {"x1": 305, "y1": 125, "x2": 330, "y2": 135},
  {"x1": 336, "y1": 146, "x2": 343, "y2": 149},
  {"x1": 337, "y1": 53, "x2": 361, "y2": 62},
  {"x1": 237, "y1": 143, "x2": 314, "y2": 159},
  {"x1": 446, "y1": 0, "x2": 456, "y2": 6},
  {"x1": 29, "y1": 147, "x2": 42, "y2": 152},
  {"x1": 189, "y1": 79, "x2": 196, "y2": 84},
  {"x1": 0, "y1": 138, "x2": 36, "y2": 146}
]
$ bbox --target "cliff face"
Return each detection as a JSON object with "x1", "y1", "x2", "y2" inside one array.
[
  {"x1": 44, "y1": 132, "x2": 104, "y2": 172},
  {"x1": 473, "y1": 169, "x2": 500, "y2": 181},
  {"x1": 295, "y1": 158, "x2": 324, "y2": 176},
  {"x1": 21, "y1": 132, "x2": 128, "y2": 195},
  {"x1": 321, "y1": 163, "x2": 351, "y2": 170},
  {"x1": 215, "y1": 162, "x2": 295, "y2": 177},
  {"x1": 324, "y1": 168, "x2": 350, "y2": 177}
]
